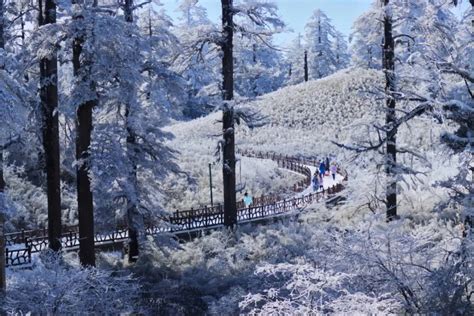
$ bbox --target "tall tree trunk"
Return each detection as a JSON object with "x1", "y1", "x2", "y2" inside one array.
[
  {"x1": 39, "y1": 0, "x2": 62, "y2": 251},
  {"x1": 123, "y1": 0, "x2": 143, "y2": 262},
  {"x1": 462, "y1": 0, "x2": 474, "y2": 238},
  {"x1": 0, "y1": 0, "x2": 5, "y2": 195},
  {"x1": 383, "y1": 0, "x2": 397, "y2": 221},
  {"x1": 73, "y1": 1, "x2": 95, "y2": 267},
  {"x1": 304, "y1": 50, "x2": 308, "y2": 82},
  {"x1": 221, "y1": 0, "x2": 237, "y2": 228},
  {"x1": 0, "y1": 152, "x2": 4, "y2": 194},
  {"x1": 0, "y1": 0, "x2": 6, "y2": 293}
]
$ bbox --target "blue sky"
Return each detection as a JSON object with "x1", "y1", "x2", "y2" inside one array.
[
  {"x1": 162, "y1": 0, "x2": 373, "y2": 46},
  {"x1": 161, "y1": 0, "x2": 470, "y2": 46}
]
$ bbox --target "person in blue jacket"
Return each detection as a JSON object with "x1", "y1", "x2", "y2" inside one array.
[
  {"x1": 319, "y1": 161, "x2": 326, "y2": 176},
  {"x1": 243, "y1": 192, "x2": 253, "y2": 208}
]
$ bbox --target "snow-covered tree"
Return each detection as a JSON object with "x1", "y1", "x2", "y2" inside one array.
[
  {"x1": 349, "y1": 3, "x2": 383, "y2": 69},
  {"x1": 332, "y1": 30, "x2": 350, "y2": 71},
  {"x1": 234, "y1": 34, "x2": 285, "y2": 98},
  {"x1": 218, "y1": 0, "x2": 284, "y2": 226},
  {"x1": 38, "y1": 0, "x2": 63, "y2": 253},
  {"x1": 285, "y1": 34, "x2": 305, "y2": 85},
  {"x1": 70, "y1": 0, "x2": 98, "y2": 267},
  {"x1": 304, "y1": 9, "x2": 337, "y2": 79},
  {"x1": 173, "y1": 0, "x2": 220, "y2": 117},
  {"x1": 436, "y1": 1, "x2": 474, "y2": 235}
]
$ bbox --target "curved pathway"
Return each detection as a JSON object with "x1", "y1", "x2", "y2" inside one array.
[{"x1": 4, "y1": 151, "x2": 347, "y2": 267}]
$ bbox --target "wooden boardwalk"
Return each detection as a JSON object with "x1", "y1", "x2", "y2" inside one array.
[{"x1": 4, "y1": 151, "x2": 347, "y2": 267}]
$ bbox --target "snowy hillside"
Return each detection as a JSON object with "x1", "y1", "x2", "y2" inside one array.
[{"x1": 165, "y1": 68, "x2": 457, "y2": 221}]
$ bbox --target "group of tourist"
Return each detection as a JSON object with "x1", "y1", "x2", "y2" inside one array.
[
  {"x1": 312, "y1": 157, "x2": 338, "y2": 192},
  {"x1": 242, "y1": 157, "x2": 339, "y2": 207}
]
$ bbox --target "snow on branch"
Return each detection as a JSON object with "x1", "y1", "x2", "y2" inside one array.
[
  {"x1": 333, "y1": 102, "x2": 435, "y2": 153},
  {"x1": 234, "y1": 106, "x2": 268, "y2": 129},
  {"x1": 231, "y1": 0, "x2": 285, "y2": 49}
]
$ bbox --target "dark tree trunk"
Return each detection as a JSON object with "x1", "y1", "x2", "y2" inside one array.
[
  {"x1": 304, "y1": 50, "x2": 308, "y2": 82},
  {"x1": 39, "y1": 0, "x2": 62, "y2": 251},
  {"x1": 0, "y1": 151, "x2": 4, "y2": 194},
  {"x1": 124, "y1": 116, "x2": 141, "y2": 262},
  {"x1": 123, "y1": 0, "x2": 142, "y2": 263},
  {"x1": 73, "y1": 2, "x2": 95, "y2": 267},
  {"x1": 252, "y1": 43, "x2": 257, "y2": 63},
  {"x1": 368, "y1": 47, "x2": 372, "y2": 69},
  {"x1": 221, "y1": 0, "x2": 237, "y2": 228},
  {"x1": 0, "y1": 0, "x2": 5, "y2": 195},
  {"x1": 0, "y1": 0, "x2": 5, "y2": 293},
  {"x1": 383, "y1": 0, "x2": 397, "y2": 221}
]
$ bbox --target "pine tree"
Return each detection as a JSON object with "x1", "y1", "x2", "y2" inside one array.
[
  {"x1": 234, "y1": 34, "x2": 284, "y2": 97},
  {"x1": 439, "y1": 0, "x2": 474, "y2": 235},
  {"x1": 221, "y1": 0, "x2": 237, "y2": 228},
  {"x1": 72, "y1": 0, "x2": 97, "y2": 267},
  {"x1": 0, "y1": 0, "x2": 5, "y2": 293},
  {"x1": 285, "y1": 34, "x2": 305, "y2": 85},
  {"x1": 0, "y1": 0, "x2": 5, "y2": 201},
  {"x1": 121, "y1": 0, "x2": 140, "y2": 263},
  {"x1": 332, "y1": 31, "x2": 350, "y2": 71},
  {"x1": 174, "y1": 0, "x2": 220, "y2": 117},
  {"x1": 79, "y1": 1, "x2": 182, "y2": 257},
  {"x1": 382, "y1": 0, "x2": 397, "y2": 221},
  {"x1": 304, "y1": 9, "x2": 337, "y2": 79},
  {"x1": 349, "y1": 3, "x2": 383, "y2": 69},
  {"x1": 39, "y1": 0, "x2": 62, "y2": 251}
]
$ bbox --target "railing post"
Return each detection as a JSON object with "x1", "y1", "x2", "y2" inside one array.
[
  {"x1": 21, "y1": 229, "x2": 25, "y2": 244},
  {"x1": 219, "y1": 203, "x2": 223, "y2": 223},
  {"x1": 188, "y1": 208, "x2": 194, "y2": 230}
]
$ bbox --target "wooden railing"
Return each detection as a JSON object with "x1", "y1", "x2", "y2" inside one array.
[
  {"x1": 4, "y1": 151, "x2": 347, "y2": 267},
  {"x1": 5, "y1": 247, "x2": 31, "y2": 267}
]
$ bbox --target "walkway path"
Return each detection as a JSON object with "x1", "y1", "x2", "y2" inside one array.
[{"x1": 4, "y1": 151, "x2": 347, "y2": 267}]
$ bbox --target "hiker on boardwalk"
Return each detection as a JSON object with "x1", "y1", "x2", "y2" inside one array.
[
  {"x1": 330, "y1": 162, "x2": 338, "y2": 181},
  {"x1": 243, "y1": 192, "x2": 253, "y2": 208},
  {"x1": 325, "y1": 156, "x2": 330, "y2": 171},
  {"x1": 319, "y1": 174, "x2": 324, "y2": 190},
  {"x1": 319, "y1": 161, "x2": 326, "y2": 177},
  {"x1": 312, "y1": 172, "x2": 319, "y2": 191}
]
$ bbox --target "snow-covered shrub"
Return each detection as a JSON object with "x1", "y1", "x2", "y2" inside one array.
[{"x1": 3, "y1": 252, "x2": 141, "y2": 314}]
